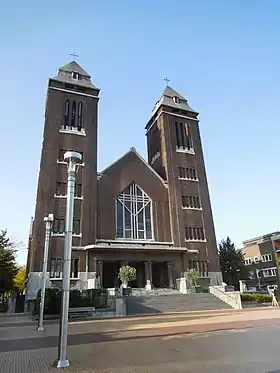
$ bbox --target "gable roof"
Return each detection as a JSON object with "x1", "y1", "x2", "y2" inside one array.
[{"x1": 99, "y1": 147, "x2": 167, "y2": 186}]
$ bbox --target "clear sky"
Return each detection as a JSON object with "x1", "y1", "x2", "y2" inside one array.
[{"x1": 1, "y1": 1, "x2": 280, "y2": 265}]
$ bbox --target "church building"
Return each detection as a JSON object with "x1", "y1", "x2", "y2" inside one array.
[{"x1": 26, "y1": 60, "x2": 222, "y2": 298}]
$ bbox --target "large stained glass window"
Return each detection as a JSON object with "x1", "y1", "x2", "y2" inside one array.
[{"x1": 116, "y1": 183, "x2": 153, "y2": 240}]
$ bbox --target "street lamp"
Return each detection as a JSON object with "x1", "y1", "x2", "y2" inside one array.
[
  {"x1": 37, "y1": 213, "x2": 54, "y2": 331},
  {"x1": 56, "y1": 151, "x2": 82, "y2": 369}
]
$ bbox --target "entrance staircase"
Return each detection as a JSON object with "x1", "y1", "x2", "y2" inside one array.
[{"x1": 126, "y1": 288, "x2": 232, "y2": 315}]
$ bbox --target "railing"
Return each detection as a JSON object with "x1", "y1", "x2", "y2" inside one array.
[{"x1": 209, "y1": 285, "x2": 242, "y2": 309}]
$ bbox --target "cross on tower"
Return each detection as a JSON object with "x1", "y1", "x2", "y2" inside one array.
[
  {"x1": 70, "y1": 52, "x2": 79, "y2": 61},
  {"x1": 164, "y1": 77, "x2": 170, "y2": 85}
]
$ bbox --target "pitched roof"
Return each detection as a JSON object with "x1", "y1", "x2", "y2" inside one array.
[
  {"x1": 99, "y1": 147, "x2": 167, "y2": 186},
  {"x1": 51, "y1": 60, "x2": 98, "y2": 89},
  {"x1": 153, "y1": 85, "x2": 198, "y2": 114},
  {"x1": 59, "y1": 61, "x2": 91, "y2": 77}
]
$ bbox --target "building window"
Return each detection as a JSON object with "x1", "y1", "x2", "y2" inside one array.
[
  {"x1": 263, "y1": 268, "x2": 277, "y2": 277},
  {"x1": 178, "y1": 167, "x2": 197, "y2": 181},
  {"x1": 245, "y1": 258, "x2": 252, "y2": 265},
  {"x1": 254, "y1": 256, "x2": 259, "y2": 263},
  {"x1": 189, "y1": 260, "x2": 208, "y2": 277},
  {"x1": 173, "y1": 96, "x2": 180, "y2": 104},
  {"x1": 175, "y1": 122, "x2": 193, "y2": 151},
  {"x1": 71, "y1": 100, "x2": 76, "y2": 127},
  {"x1": 248, "y1": 270, "x2": 256, "y2": 279},
  {"x1": 53, "y1": 218, "x2": 65, "y2": 234},
  {"x1": 261, "y1": 254, "x2": 272, "y2": 262},
  {"x1": 73, "y1": 219, "x2": 81, "y2": 235},
  {"x1": 116, "y1": 182, "x2": 152, "y2": 240},
  {"x1": 64, "y1": 99, "x2": 70, "y2": 127},
  {"x1": 75, "y1": 183, "x2": 82, "y2": 198},
  {"x1": 72, "y1": 72, "x2": 79, "y2": 80},
  {"x1": 185, "y1": 226, "x2": 205, "y2": 241},
  {"x1": 182, "y1": 195, "x2": 201, "y2": 209},
  {"x1": 50, "y1": 257, "x2": 79, "y2": 278},
  {"x1": 61, "y1": 99, "x2": 85, "y2": 134},
  {"x1": 78, "y1": 102, "x2": 83, "y2": 131},
  {"x1": 50, "y1": 257, "x2": 63, "y2": 278},
  {"x1": 56, "y1": 182, "x2": 66, "y2": 196},
  {"x1": 58, "y1": 149, "x2": 65, "y2": 162}
]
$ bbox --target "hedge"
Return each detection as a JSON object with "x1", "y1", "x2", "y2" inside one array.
[
  {"x1": 241, "y1": 293, "x2": 272, "y2": 304},
  {"x1": 34, "y1": 288, "x2": 108, "y2": 315}
]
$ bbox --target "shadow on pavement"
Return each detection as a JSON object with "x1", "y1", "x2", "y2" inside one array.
[{"x1": 1, "y1": 317, "x2": 279, "y2": 353}]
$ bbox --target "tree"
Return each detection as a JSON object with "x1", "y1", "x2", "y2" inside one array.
[
  {"x1": 0, "y1": 230, "x2": 18, "y2": 293},
  {"x1": 118, "y1": 266, "x2": 136, "y2": 286},
  {"x1": 218, "y1": 236, "x2": 247, "y2": 289},
  {"x1": 185, "y1": 268, "x2": 199, "y2": 286},
  {"x1": 14, "y1": 266, "x2": 26, "y2": 293}
]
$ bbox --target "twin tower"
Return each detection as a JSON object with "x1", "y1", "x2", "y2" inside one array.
[{"x1": 26, "y1": 60, "x2": 222, "y2": 298}]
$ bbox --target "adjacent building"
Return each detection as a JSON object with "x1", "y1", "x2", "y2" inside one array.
[
  {"x1": 26, "y1": 60, "x2": 222, "y2": 299},
  {"x1": 241, "y1": 232, "x2": 280, "y2": 292}
]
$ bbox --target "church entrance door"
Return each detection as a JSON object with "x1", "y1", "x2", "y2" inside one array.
[
  {"x1": 103, "y1": 261, "x2": 120, "y2": 288},
  {"x1": 128, "y1": 261, "x2": 145, "y2": 288},
  {"x1": 152, "y1": 262, "x2": 169, "y2": 288}
]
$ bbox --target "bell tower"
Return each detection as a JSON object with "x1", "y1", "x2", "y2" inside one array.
[
  {"x1": 146, "y1": 85, "x2": 222, "y2": 284},
  {"x1": 27, "y1": 60, "x2": 100, "y2": 287}
]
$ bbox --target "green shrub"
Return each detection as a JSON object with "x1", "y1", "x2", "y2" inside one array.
[
  {"x1": 254, "y1": 294, "x2": 272, "y2": 303},
  {"x1": 81, "y1": 289, "x2": 108, "y2": 308},
  {"x1": 34, "y1": 287, "x2": 108, "y2": 315},
  {"x1": 34, "y1": 288, "x2": 61, "y2": 315},
  {"x1": 241, "y1": 293, "x2": 272, "y2": 304}
]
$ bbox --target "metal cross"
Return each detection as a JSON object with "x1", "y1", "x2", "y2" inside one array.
[
  {"x1": 70, "y1": 52, "x2": 79, "y2": 61},
  {"x1": 164, "y1": 77, "x2": 170, "y2": 85}
]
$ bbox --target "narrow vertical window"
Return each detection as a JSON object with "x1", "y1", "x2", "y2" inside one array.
[
  {"x1": 73, "y1": 220, "x2": 80, "y2": 235},
  {"x1": 178, "y1": 167, "x2": 183, "y2": 178},
  {"x1": 189, "y1": 196, "x2": 193, "y2": 208},
  {"x1": 71, "y1": 258, "x2": 79, "y2": 278},
  {"x1": 71, "y1": 100, "x2": 76, "y2": 128},
  {"x1": 64, "y1": 99, "x2": 70, "y2": 128},
  {"x1": 78, "y1": 101, "x2": 83, "y2": 131},
  {"x1": 193, "y1": 168, "x2": 197, "y2": 180},
  {"x1": 186, "y1": 123, "x2": 193, "y2": 150},
  {"x1": 180, "y1": 122, "x2": 186, "y2": 148},
  {"x1": 175, "y1": 122, "x2": 181, "y2": 147}
]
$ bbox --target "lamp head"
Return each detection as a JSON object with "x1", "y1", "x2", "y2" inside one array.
[{"x1": 64, "y1": 151, "x2": 82, "y2": 164}]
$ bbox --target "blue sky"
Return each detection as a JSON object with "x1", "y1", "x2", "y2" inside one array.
[{"x1": 1, "y1": 1, "x2": 280, "y2": 265}]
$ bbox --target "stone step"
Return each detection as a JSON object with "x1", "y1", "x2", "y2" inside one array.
[
  {"x1": 131, "y1": 288, "x2": 181, "y2": 297},
  {"x1": 126, "y1": 293, "x2": 231, "y2": 315}
]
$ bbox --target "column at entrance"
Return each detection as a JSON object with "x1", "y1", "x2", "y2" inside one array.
[
  {"x1": 97, "y1": 260, "x2": 103, "y2": 288},
  {"x1": 167, "y1": 262, "x2": 174, "y2": 289},
  {"x1": 87, "y1": 256, "x2": 98, "y2": 289},
  {"x1": 144, "y1": 261, "x2": 152, "y2": 290}
]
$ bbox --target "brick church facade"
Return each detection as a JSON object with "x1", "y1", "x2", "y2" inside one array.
[{"x1": 26, "y1": 60, "x2": 222, "y2": 298}]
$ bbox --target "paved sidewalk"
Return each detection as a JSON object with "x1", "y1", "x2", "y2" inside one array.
[{"x1": 1, "y1": 308, "x2": 280, "y2": 372}]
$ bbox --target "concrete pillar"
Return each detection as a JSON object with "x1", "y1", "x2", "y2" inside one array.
[
  {"x1": 145, "y1": 261, "x2": 152, "y2": 290},
  {"x1": 167, "y1": 262, "x2": 174, "y2": 288},
  {"x1": 98, "y1": 260, "x2": 103, "y2": 288},
  {"x1": 116, "y1": 297, "x2": 126, "y2": 317},
  {"x1": 239, "y1": 280, "x2": 247, "y2": 294}
]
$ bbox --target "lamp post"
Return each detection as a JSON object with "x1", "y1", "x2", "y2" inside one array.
[
  {"x1": 56, "y1": 151, "x2": 82, "y2": 369},
  {"x1": 37, "y1": 213, "x2": 54, "y2": 331}
]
